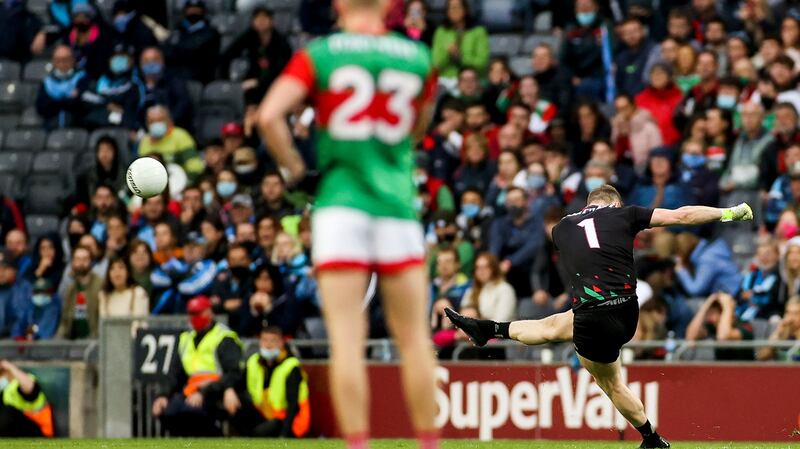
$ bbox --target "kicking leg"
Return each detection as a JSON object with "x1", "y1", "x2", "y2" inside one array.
[{"x1": 445, "y1": 308, "x2": 573, "y2": 347}]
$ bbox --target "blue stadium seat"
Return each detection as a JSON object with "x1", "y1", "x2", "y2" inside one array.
[
  {"x1": 18, "y1": 106, "x2": 44, "y2": 129},
  {"x1": 2, "y1": 129, "x2": 46, "y2": 153},
  {"x1": 202, "y1": 81, "x2": 244, "y2": 115},
  {"x1": 22, "y1": 59, "x2": 50, "y2": 83},
  {"x1": 46, "y1": 128, "x2": 89, "y2": 152},
  {"x1": 0, "y1": 60, "x2": 21, "y2": 81},
  {"x1": 25, "y1": 214, "x2": 61, "y2": 242},
  {"x1": 0, "y1": 152, "x2": 33, "y2": 174}
]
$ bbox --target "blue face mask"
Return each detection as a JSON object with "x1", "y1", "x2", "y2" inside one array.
[
  {"x1": 113, "y1": 12, "x2": 135, "y2": 33},
  {"x1": 217, "y1": 181, "x2": 237, "y2": 198},
  {"x1": 203, "y1": 190, "x2": 214, "y2": 207},
  {"x1": 716, "y1": 94, "x2": 736, "y2": 110},
  {"x1": 576, "y1": 11, "x2": 597, "y2": 26},
  {"x1": 462, "y1": 203, "x2": 480, "y2": 219},
  {"x1": 149, "y1": 121, "x2": 168, "y2": 138},
  {"x1": 0, "y1": 377, "x2": 7, "y2": 392},
  {"x1": 585, "y1": 176, "x2": 606, "y2": 192},
  {"x1": 260, "y1": 348, "x2": 281, "y2": 361},
  {"x1": 141, "y1": 62, "x2": 164, "y2": 77},
  {"x1": 414, "y1": 196, "x2": 424, "y2": 213},
  {"x1": 682, "y1": 153, "x2": 706, "y2": 169},
  {"x1": 32, "y1": 294, "x2": 52, "y2": 307},
  {"x1": 527, "y1": 174, "x2": 547, "y2": 190},
  {"x1": 109, "y1": 55, "x2": 130, "y2": 74}
]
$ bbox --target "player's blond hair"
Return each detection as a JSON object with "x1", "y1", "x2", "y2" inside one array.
[
  {"x1": 341, "y1": 0, "x2": 386, "y2": 9},
  {"x1": 586, "y1": 184, "x2": 623, "y2": 207}
]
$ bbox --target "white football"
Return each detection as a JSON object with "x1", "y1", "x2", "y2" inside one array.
[{"x1": 126, "y1": 157, "x2": 169, "y2": 198}]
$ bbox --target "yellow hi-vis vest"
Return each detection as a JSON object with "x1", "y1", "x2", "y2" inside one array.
[
  {"x1": 2, "y1": 377, "x2": 54, "y2": 437},
  {"x1": 178, "y1": 323, "x2": 241, "y2": 396},
  {"x1": 245, "y1": 353, "x2": 311, "y2": 437}
]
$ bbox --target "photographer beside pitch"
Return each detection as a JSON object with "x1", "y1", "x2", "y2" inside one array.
[{"x1": 446, "y1": 185, "x2": 753, "y2": 449}]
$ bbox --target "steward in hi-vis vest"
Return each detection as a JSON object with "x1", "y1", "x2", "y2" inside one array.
[
  {"x1": 0, "y1": 359, "x2": 54, "y2": 437},
  {"x1": 224, "y1": 326, "x2": 310, "y2": 437},
  {"x1": 152, "y1": 296, "x2": 242, "y2": 436}
]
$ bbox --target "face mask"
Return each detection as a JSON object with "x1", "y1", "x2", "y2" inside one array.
[
  {"x1": 53, "y1": 68, "x2": 74, "y2": 79},
  {"x1": 681, "y1": 153, "x2": 706, "y2": 169},
  {"x1": 413, "y1": 196, "x2": 424, "y2": 213},
  {"x1": 584, "y1": 176, "x2": 606, "y2": 192},
  {"x1": 716, "y1": 94, "x2": 736, "y2": 110},
  {"x1": 149, "y1": 121, "x2": 168, "y2": 138},
  {"x1": 462, "y1": 203, "x2": 480, "y2": 219},
  {"x1": 189, "y1": 314, "x2": 212, "y2": 331},
  {"x1": 185, "y1": 13, "x2": 203, "y2": 24},
  {"x1": 527, "y1": 174, "x2": 546, "y2": 190},
  {"x1": 0, "y1": 377, "x2": 8, "y2": 392},
  {"x1": 576, "y1": 11, "x2": 596, "y2": 26},
  {"x1": 203, "y1": 190, "x2": 214, "y2": 207},
  {"x1": 113, "y1": 12, "x2": 135, "y2": 33},
  {"x1": 507, "y1": 206, "x2": 526, "y2": 219},
  {"x1": 110, "y1": 55, "x2": 130, "y2": 74},
  {"x1": 141, "y1": 62, "x2": 164, "y2": 77},
  {"x1": 216, "y1": 181, "x2": 237, "y2": 198},
  {"x1": 260, "y1": 348, "x2": 281, "y2": 361},
  {"x1": 230, "y1": 266, "x2": 250, "y2": 280},
  {"x1": 414, "y1": 174, "x2": 427, "y2": 187},
  {"x1": 32, "y1": 294, "x2": 52, "y2": 307},
  {"x1": 74, "y1": 22, "x2": 91, "y2": 32},
  {"x1": 234, "y1": 164, "x2": 257, "y2": 175}
]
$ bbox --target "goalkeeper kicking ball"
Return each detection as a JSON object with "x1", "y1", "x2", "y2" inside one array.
[{"x1": 126, "y1": 157, "x2": 168, "y2": 198}]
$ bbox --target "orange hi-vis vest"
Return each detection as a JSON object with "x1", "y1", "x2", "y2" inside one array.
[
  {"x1": 2, "y1": 377, "x2": 54, "y2": 437},
  {"x1": 245, "y1": 353, "x2": 310, "y2": 437}
]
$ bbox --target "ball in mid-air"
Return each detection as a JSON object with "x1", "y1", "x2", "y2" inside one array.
[{"x1": 126, "y1": 157, "x2": 168, "y2": 198}]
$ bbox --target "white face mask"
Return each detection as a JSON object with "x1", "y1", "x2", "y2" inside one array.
[
  {"x1": 260, "y1": 348, "x2": 281, "y2": 361},
  {"x1": 0, "y1": 376, "x2": 8, "y2": 392}
]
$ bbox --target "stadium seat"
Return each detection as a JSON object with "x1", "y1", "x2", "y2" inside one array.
[
  {"x1": 2, "y1": 129, "x2": 46, "y2": 153},
  {"x1": 489, "y1": 34, "x2": 523, "y2": 57},
  {"x1": 211, "y1": 13, "x2": 239, "y2": 36},
  {"x1": 751, "y1": 319, "x2": 771, "y2": 340},
  {"x1": 273, "y1": 11, "x2": 296, "y2": 34},
  {"x1": 186, "y1": 80, "x2": 203, "y2": 112},
  {"x1": 25, "y1": 214, "x2": 61, "y2": 241},
  {"x1": 0, "y1": 81, "x2": 28, "y2": 113},
  {"x1": 18, "y1": 106, "x2": 44, "y2": 129},
  {"x1": 0, "y1": 114, "x2": 19, "y2": 130},
  {"x1": 228, "y1": 57, "x2": 250, "y2": 82},
  {"x1": 27, "y1": 0, "x2": 49, "y2": 19},
  {"x1": 23, "y1": 175, "x2": 71, "y2": 215},
  {"x1": 509, "y1": 56, "x2": 533, "y2": 77},
  {"x1": 264, "y1": 0, "x2": 300, "y2": 12},
  {"x1": 195, "y1": 107, "x2": 238, "y2": 144},
  {"x1": 0, "y1": 60, "x2": 21, "y2": 81},
  {"x1": 22, "y1": 59, "x2": 50, "y2": 83},
  {"x1": 522, "y1": 34, "x2": 562, "y2": 55},
  {"x1": 202, "y1": 81, "x2": 244, "y2": 115},
  {"x1": 46, "y1": 128, "x2": 89, "y2": 152},
  {"x1": 480, "y1": 0, "x2": 517, "y2": 32},
  {"x1": 0, "y1": 174, "x2": 17, "y2": 198},
  {"x1": 0, "y1": 152, "x2": 33, "y2": 174},
  {"x1": 94, "y1": 0, "x2": 115, "y2": 21},
  {"x1": 32, "y1": 151, "x2": 75, "y2": 174},
  {"x1": 88, "y1": 127, "x2": 130, "y2": 155},
  {"x1": 534, "y1": 11, "x2": 553, "y2": 33},
  {"x1": 289, "y1": 34, "x2": 312, "y2": 51}
]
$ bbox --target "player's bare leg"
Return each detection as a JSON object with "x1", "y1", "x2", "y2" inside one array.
[
  {"x1": 579, "y1": 355, "x2": 670, "y2": 448},
  {"x1": 380, "y1": 266, "x2": 440, "y2": 448},
  {"x1": 444, "y1": 308, "x2": 573, "y2": 346},
  {"x1": 318, "y1": 270, "x2": 371, "y2": 440}
]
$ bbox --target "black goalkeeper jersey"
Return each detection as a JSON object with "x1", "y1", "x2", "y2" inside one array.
[{"x1": 552, "y1": 205, "x2": 654, "y2": 311}]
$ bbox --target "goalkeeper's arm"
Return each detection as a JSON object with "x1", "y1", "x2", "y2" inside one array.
[{"x1": 649, "y1": 203, "x2": 753, "y2": 227}]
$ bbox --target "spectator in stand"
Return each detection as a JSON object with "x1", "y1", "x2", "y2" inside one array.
[
  {"x1": 76, "y1": 137, "x2": 127, "y2": 208},
  {"x1": 139, "y1": 105, "x2": 204, "y2": 182},
  {"x1": 5, "y1": 230, "x2": 32, "y2": 281},
  {"x1": 271, "y1": 232, "x2": 316, "y2": 305},
  {"x1": 675, "y1": 232, "x2": 741, "y2": 298},
  {"x1": 254, "y1": 215, "x2": 280, "y2": 265},
  {"x1": 516, "y1": 76, "x2": 557, "y2": 135},
  {"x1": 239, "y1": 264, "x2": 287, "y2": 337},
  {"x1": 782, "y1": 14, "x2": 800, "y2": 68},
  {"x1": 0, "y1": 0, "x2": 45, "y2": 63},
  {"x1": 81, "y1": 44, "x2": 144, "y2": 130},
  {"x1": 28, "y1": 234, "x2": 65, "y2": 288},
  {"x1": 48, "y1": 0, "x2": 87, "y2": 36},
  {"x1": 564, "y1": 159, "x2": 614, "y2": 214},
  {"x1": 163, "y1": 0, "x2": 220, "y2": 84},
  {"x1": 179, "y1": 186, "x2": 206, "y2": 236},
  {"x1": 767, "y1": 148, "x2": 800, "y2": 229},
  {"x1": 489, "y1": 187, "x2": 544, "y2": 298},
  {"x1": 221, "y1": 122, "x2": 247, "y2": 157},
  {"x1": 672, "y1": 44, "x2": 699, "y2": 94},
  {"x1": 201, "y1": 216, "x2": 228, "y2": 263},
  {"x1": 561, "y1": 0, "x2": 613, "y2": 102},
  {"x1": 57, "y1": 246, "x2": 102, "y2": 339},
  {"x1": 152, "y1": 222, "x2": 182, "y2": 266},
  {"x1": 738, "y1": 237, "x2": 782, "y2": 321},
  {"x1": 704, "y1": 107, "x2": 734, "y2": 173},
  {"x1": 36, "y1": 45, "x2": 89, "y2": 131},
  {"x1": 231, "y1": 147, "x2": 262, "y2": 192},
  {"x1": 151, "y1": 232, "x2": 216, "y2": 315},
  {"x1": 425, "y1": 98, "x2": 465, "y2": 186},
  {"x1": 429, "y1": 248, "x2": 471, "y2": 331},
  {"x1": 427, "y1": 211, "x2": 475, "y2": 279},
  {"x1": 568, "y1": 100, "x2": 610, "y2": 169},
  {"x1": 394, "y1": 0, "x2": 434, "y2": 46},
  {"x1": 86, "y1": 184, "x2": 121, "y2": 244},
  {"x1": 532, "y1": 44, "x2": 571, "y2": 113},
  {"x1": 635, "y1": 63, "x2": 684, "y2": 145},
  {"x1": 220, "y1": 6, "x2": 292, "y2": 105},
  {"x1": 64, "y1": 4, "x2": 115, "y2": 79},
  {"x1": 139, "y1": 47, "x2": 193, "y2": 130},
  {"x1": 11, "y1": 277, "x2": 61, "y2": 341},
  {"x1": 453, "y1": 134, "x2": 496, "y2": 198},
  {"x1": 589, "y1": 139, "x2": 637, "y2": 198},
  {"x1": 431, "y1": 0, "x2": 489, "y2": 88},
  {"x1": 615, "y1": 16, "x2": 654, "y2": 96},
  {"x1": 628, "y1": 147, "x2": 693, "y2": 210},
  {"x1": 0, "y1": 250, "x2": 31, "y2": 338},
  {"x1": 611, "y1": 93, "x2": 663, "y2": 172},
  {"x1": 128, "y1": 239, "x2": 155, "y2": 299},
  {"x1": 104, "y1": 213, "x2": 129, "y2": 259},
  {"x1": 111, "y1": 0, "x2": 157, "y2": 56},
  {"x1": 212, "y1": 243, "x2": 254, "y2": 333},
  {"x1": 527, "y1": 206, "x2": 569, "y2": 319},
  {"x1": 455, "y1": 188, "x2": 490, "y2": 251},
  {"x1": 772, "y1": 102, "x2": 800, "y2": 158},
  {"x1": 758, "y1": 296, "x2": 800, "y2": 361},
  {"x1": 779, "y1": 237, "x2": 800, "y2": 303},
  {"x1": 720, "y1": 101, "x2": 775, "y2": 193},
  {"x1": 132, "y1": 193, "x2": 177, "y2": 250},
  {"x1": 678, "y1": 139, "x2": 720, "y2": 207},
  {"x1": 298, "y1": 0, "x2": 335, "y2": 36},
  {"x1": 686, "y1": 292, "x2": 754, "y2": 361},
  {"x1": 201, "y1": 139, "x2": 228, "y2": 179},
  {"x1": 76, "y1": 234, "x2": 110, "y2": 282},
  {"x1": 464, "y1": 102, "x2": 495, "y2": 144},
  {"x1": 99, "y1": 256, "x2": 149, "y2": 318},
  {"x1": 437, "y1": 68, "x2": 483, "y2": 115},
  {"x1": 460, "y1": 252, "x2": 516, "y2": 322},
  {"x1": 767, "y1": 56, "x2": 800, "y2": 109},
  {"x1": 512, "y1": 161, "x2": 560, "y2": 216},
  {"x1": 675, "y1": 50, "x2": 720, "y2": 130}
]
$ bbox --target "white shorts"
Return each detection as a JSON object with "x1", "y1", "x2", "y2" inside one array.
[{"x1": 312, "y1": 207, "x2": 425, "y2": 274}]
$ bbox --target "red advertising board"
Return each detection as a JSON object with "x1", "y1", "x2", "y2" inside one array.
[{"x1": 304, "y1": 363, "x2": 800, "y2": 442}]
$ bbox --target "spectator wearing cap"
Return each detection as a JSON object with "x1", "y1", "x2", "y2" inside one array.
[
  {"x1": 0, "y1": 250, "x2": 32, "y2": 338},
  {"x1": 220, "y1": 6, "x2": 292, "y2": 105},
  {"x1": 111, "y1": 0, "x2": 157, "y2": 56},
  {"x1": 57, "y1": 246, "x2": 102, "y2": 339},
  {"x1": 0, "y1": 0, "x2": 45, "y2": 63},
  {"x1": 36, "y1": 44, "x2": 89, "y2": 130},
  {"x1": 614, "y1": 17, "x2": 654, "y2": 96},
  {"x1": 431, "y1": 0, "x2": 489, "y2": 89},
  {"x1": 635, "y1": 63, "x2": 684, "y2": 145},
  {"x1": 628, "y1": 146, "x2": 692, "y2": 210},
  {"x1": 81, "y1": 43, "x2": 145, "y2": 130},
  {"x1": 720, "y1": 101, "x2": 775, "y2": 193},
  {"x1": 138, "y1": 105, "x2": 205, "y2": 181},
  {"x1": 254, "y1": 171, "x2": 296, "y2": 220},
  {"x1": 163, "y1": 0, "x2": 220, "y2": 84},
  {"x1": 678, "y1": 139, "x2": 720, "y2": 208},
  {"x1": 5, "y1": 229, "x2": 32, "y2": 281},
  {"x1": 151, "y1": 232, "x2": 217, "y2": 315},
  {"x1": 767, "y1": 146, "x2": 800, "y2": 229},
  {"x1": 11, "y1": 277, "x2": 61, "y2": 341},
  {"x1": 611, "y1": 93, "x2": 663, "y2": 172},
  {"x1": 221, "y1": 122, "x2": 245, "y2": 156},
  {"x1": 99, "y1": 256, "x2": 149, "y2": 318},
  {"x1": 64, "y1": 3, "x2": 116, "y2": 79},
  {"x1": 488, "y1": 187, "x2": 544, "y2": 298},
  {"x1": 139, "y1": 46, "x2": 193, "y2": 130}
]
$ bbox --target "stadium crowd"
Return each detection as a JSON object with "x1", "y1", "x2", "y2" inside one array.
[{"x1": 0, "y1": 0, "x2": 797, "y2": 363}]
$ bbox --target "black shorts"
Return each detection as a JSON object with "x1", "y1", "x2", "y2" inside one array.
[{"x1": 573, "y1": 298, "x2": 639, "y2": 364}]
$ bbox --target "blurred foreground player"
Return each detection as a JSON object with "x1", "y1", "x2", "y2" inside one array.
[
  {"x1": 446, "y1": 185, "x2": 753, "y2": 448},
  {"x1": 257, "y1": 0, "x2": 440, "y2": 448}
]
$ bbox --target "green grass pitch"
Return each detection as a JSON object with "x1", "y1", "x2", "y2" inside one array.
[{"x1": 0, "y1": 439, "x2": 796, "y2": 449}]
